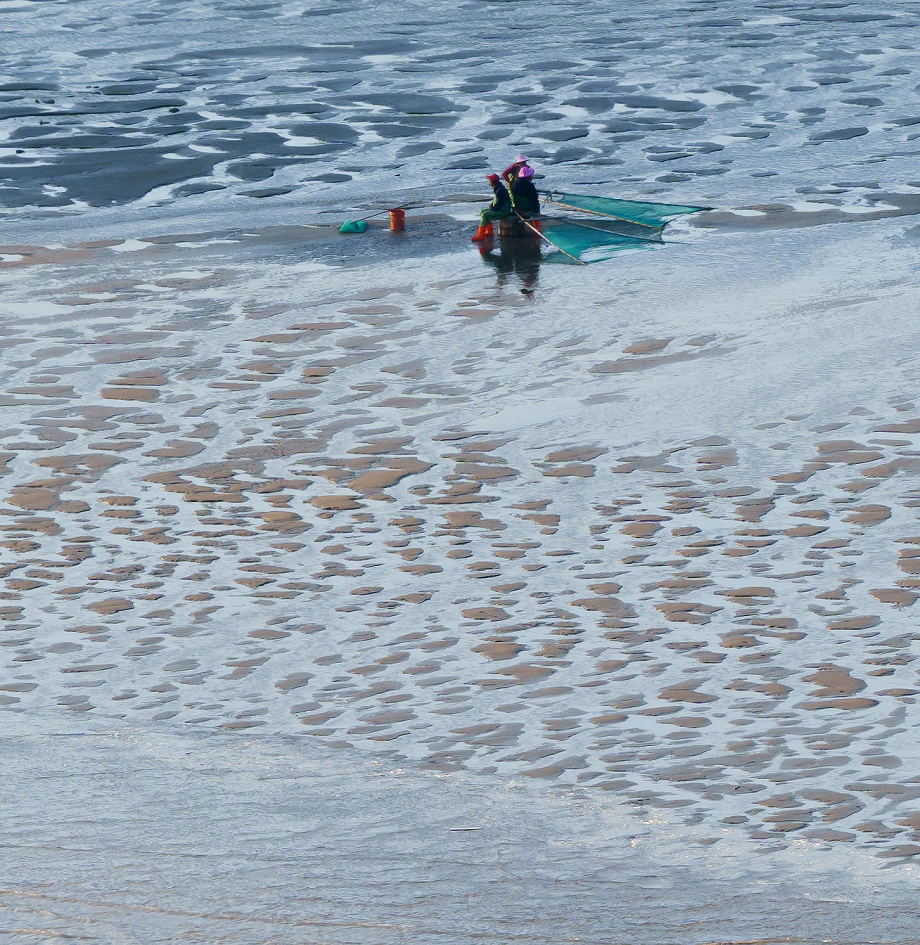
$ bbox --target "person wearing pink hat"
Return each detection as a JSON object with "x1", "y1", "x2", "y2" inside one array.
[
  {"x1": 471, "y1": 172, "x2": 511, "y2": 241},
  {"x1": 509, "y1": 164, "x2": 540, "y2": 217},
  {"x1": 501, "y1": 153, "x2": 531, "y2": 184},
  {"x1": 500, "y1": 153, "x2": 540, "y2": 218}
]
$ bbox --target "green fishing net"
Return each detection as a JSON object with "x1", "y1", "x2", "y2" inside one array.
[
  {"x1": 548, "y1": 193, "x2": 707, "y2": 228},
  {"x1": 541, "y1": 219, "x2": 661, "y2": 264},
  {"x1": 338, "y1": 220, "x2": 368, "y2": 233}
]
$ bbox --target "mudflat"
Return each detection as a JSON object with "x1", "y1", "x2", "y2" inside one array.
[{"x1": 3, "y1": 209, "x2": 920, "y2": 857}]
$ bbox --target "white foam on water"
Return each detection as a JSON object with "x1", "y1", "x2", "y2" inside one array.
[
  {"x1": 748, "y1": 16, "x2": 799, "y2": 26},
  {"x1": 108, "y1": 239, "x2": 155, "y2": 252},
  {"x1": 1, "y1": 299, "x2": 68, "y2": 317},
  {"x1": 472, "y1": 396, "x2": 584, "y2": 432},
  {"x1": 173, "y1": 238, "x2": 240, "y2": 248}
]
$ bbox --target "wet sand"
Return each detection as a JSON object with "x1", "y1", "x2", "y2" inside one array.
[
  {"x1": 6, "y1": 1, "x2": 920, "y2": 939},
  {"x1": 3, "y1": 209, "x2": 920, "y2": 865}
]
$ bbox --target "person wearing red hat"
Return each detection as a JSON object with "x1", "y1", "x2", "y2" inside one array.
[{"x1": 471, "y1": 172, "x2": 511, "y2": 241}]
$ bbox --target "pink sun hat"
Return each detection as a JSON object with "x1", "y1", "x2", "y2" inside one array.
[
  {"x1": 515, "y1": 153, "x2": 529, "y2": 163},
  {"x1": 519, "y1": 166, "x2": 534, "y2": 178}
]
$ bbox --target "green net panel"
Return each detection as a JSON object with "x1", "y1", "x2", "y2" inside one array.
[
  {"x1": 540, "y1": 219, "x2": 661, "y2": 264},
  {"x1": 547, "y1": 193, "x2": 708, "y2": 228}
]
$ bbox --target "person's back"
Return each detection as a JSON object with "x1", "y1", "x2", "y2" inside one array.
[{"x1": 510, "y1": 166, "x2": 540, "y2": 216}]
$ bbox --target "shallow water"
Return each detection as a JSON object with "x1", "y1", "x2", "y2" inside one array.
[
  {"x1": 5, "y1": 1, "x2": 920, "y2": 942},
  {"x1": 4, "y1": 713, "x2": 920, "y2": 945},
  {"x1": 4, "y1": 0, "x2": 920, "y2": 217}
]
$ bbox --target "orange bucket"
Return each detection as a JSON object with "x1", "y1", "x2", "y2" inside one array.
[{"x1": 389, "y1": 208, "x2": 405, "y2": 231}]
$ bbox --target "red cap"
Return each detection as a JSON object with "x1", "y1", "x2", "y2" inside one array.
[{"x1": 486, "y1": 173, "x2": 500, "y2": 185}]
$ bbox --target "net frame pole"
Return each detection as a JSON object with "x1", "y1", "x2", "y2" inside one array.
[
  {"x1": 562, "y1": 217, "x2": 663, "y2": 244},
  {"x1": 514, "y1": 211, "x2": 588, "y2": 266},
  {"x1": 542, "y1": 194, "x2": 661, "y2": 229},
  {"x1": 355, "y1": 202, "x2": 414, "y2": 223}
]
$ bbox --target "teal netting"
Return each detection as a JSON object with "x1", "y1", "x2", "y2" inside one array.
[
  {"x1": 547, "y1": 193, "x2": 708, "y2": 228},
  {"x1": 541, "y1": 219, "x2": 660, "y2": 264}
]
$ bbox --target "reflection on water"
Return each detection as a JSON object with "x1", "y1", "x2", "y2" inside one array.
[{"x1": 478, "y1": 233, "x2": 543, "y2": 294}]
